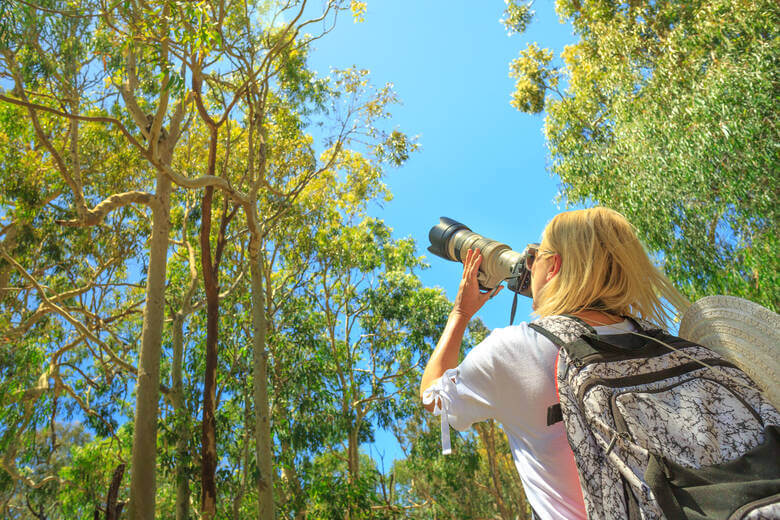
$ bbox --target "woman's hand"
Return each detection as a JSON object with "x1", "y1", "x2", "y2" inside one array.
[{"x1": 452, "y1": 248, "x2": 503, "y2": 320}]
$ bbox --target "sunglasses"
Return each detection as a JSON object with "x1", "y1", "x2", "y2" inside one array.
[{"x1": 525, "y1": 244, "x2": 556, "y2": 270}]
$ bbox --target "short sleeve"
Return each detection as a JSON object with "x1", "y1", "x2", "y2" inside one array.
[{"x1": 422, "y1": 335, "x2": 507, "y2": 454}]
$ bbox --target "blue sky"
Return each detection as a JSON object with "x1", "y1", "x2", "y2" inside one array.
[
  {"x1": 306, "y1": 2, "x2": 578, "y2": 462},
  {"x1": 308, "y1": 2, "x2": 576, "y2": 332}
]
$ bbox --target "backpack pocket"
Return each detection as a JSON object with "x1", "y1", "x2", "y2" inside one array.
[
  {"x1": 644, "y1": 426, "x2": 780, "y2": 520},
  {"x1": 612, "y1": 376, "x2": 765, "y2": 467}
]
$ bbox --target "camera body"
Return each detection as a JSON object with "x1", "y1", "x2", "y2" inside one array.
[{"x1": 427, "y1": 217, "x2": 536, "y2": 298}]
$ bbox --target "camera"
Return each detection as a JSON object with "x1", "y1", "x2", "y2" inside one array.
[{"x1": 427, "y1": 217, "x2": 536, "y2": 298}]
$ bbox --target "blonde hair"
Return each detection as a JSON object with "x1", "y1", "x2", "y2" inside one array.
[{"x1": 534, "y1": 207, "x2": 690, "y2": 328}]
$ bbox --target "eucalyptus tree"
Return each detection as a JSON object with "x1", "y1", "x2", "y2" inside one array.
[
  {"x1": 0, "y1": 6, "x2": 156, "y2": 515},
  {"x1": 288, "y1": 214, "x2": 450, "y2": 518},
  {"x1": 144, "y1": 4, "x2": 413, "y2": 516},
  {"x1": 0, "y1": 0, "x2": 202, "y2": 515},
  {"x1": 253, "y1": 206, "x2": 440, "y2": 518},
  {"x1": 118, "y1": 0, "x2": 403, "y2": 515},
  {"x1": 254, "y1": 208, "x2": 452, "y2": 519},
  {"x1": 504, "y1": 0, "x2": 779, "y2": 309},
  {"x1": 211, "y1": 18, "x2": 417, "y2": 520},
  {"x1": 1, "y1": 0, "x2": 391, "y2": 518},
  {"x1": 232, "y1": 109, "x2": 420, "y2": 519}
]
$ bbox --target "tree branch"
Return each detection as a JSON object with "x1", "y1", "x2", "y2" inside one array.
[
  {"x1": 0, "y1": 246, "x2": 137, "y2": 376},
  {"x1": 56, "y1": 190, "x2": 154, "y2": 226}
]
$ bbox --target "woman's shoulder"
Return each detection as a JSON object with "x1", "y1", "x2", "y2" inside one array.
[
  {"x1": 478, "y1": 321, "x2": 541, "y2": 348},
  {"x1": 467, "y1": 321, "x2": 560, "y2": 367}
]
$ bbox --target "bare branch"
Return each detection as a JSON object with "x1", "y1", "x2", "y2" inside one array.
[
  {"x1": 118, "y1": 45, "x2": 150, "y2": 133},
  {"x1": 161, "y1": 163, "x2": 249, "y2": 204},
  {"x1": 57, "y1": 191, "x2": 154, "y2": 226}
]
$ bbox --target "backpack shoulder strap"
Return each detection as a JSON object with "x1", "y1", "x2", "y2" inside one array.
[
  {"x1": 529, "y1": 314, "x2": 596, "y2": 346},
  {"x1": 530, "y1": 315, "x2": 608, "y2": 366},
  {"x1": 531, "y1": 316, "x2": 597, "y2": 426},
  {"x1": 531, "y1": 315, "x2": 661, "y2": 427}
]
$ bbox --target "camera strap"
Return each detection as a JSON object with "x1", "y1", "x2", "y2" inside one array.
[
  {"x1": 510, "y1": 291, "x2": 519, "y2": 326},
  {"x1": 490, "y1": 273, "x2": 525, "y2": 326},
  {"x1": 490, "y1": 273, "x2": 524, "y2": 325}
]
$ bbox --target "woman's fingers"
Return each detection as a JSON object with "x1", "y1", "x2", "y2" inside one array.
[
  {"x1": 453, "y1": 248, "x2": 502, "y2": 318},
  {"x1": 464, "y1": 248, "x2": 481, "y2": 279},
  {"x1": 471, "y1": 249, "x2": 482, "y2": 275},
  {"x1": 463, "y1": 248, "x2": 477, "y2": 275}
]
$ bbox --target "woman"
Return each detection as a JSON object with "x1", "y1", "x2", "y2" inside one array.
[{"x1": 419, "y1": 207, "x2": 687, "y2": 519}]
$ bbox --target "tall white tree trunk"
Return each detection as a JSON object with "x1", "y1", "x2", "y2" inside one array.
[
  {"x1": 249, "y1": 239, "x2": 275, "y2": 520},
  {"x1": 129, "y1": 173, "x2": 172, "y2": 519}
]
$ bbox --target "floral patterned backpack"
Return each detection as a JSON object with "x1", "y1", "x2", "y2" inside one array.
[{"x1": 530, "y1": 314, "x2": 780, "y2": 520}]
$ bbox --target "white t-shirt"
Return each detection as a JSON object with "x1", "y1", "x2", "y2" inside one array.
[{"x1": 422, "y1": 319, "x2": 637, "y2": 520}]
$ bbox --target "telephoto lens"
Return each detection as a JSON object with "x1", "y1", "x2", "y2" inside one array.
[{"x1": 427, "y1": 217, "x2": 534, "y2": 297}]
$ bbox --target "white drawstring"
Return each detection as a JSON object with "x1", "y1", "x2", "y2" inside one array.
[{"x1": 422, "y1": 373, "x2": 458, "y2": 455}]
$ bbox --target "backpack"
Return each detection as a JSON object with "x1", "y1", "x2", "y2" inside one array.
[{"x1": 529, "y1": 315, "x2": 780, "y2": 520}]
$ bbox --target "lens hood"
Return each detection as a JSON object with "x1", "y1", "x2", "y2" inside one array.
[{"x1": 427, "y1": 217, "x2": 470, "y2": 261}]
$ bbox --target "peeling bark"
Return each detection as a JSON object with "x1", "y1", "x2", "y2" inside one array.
[{"x1": 199, "y1": 186, "x2": 219, "y2": 520}]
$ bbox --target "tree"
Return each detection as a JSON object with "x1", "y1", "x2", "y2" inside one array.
[
  {"x1": 0, "y1": 0, "x2": 199, "y2": 515},
  {"x1": 2, "y1": 1, "x2": 388, "y2": 517},
  {"x1": 303, "y1": 216, "x2": 451, "y2": 518},
  {"x1": 505, "y1": 0, "x2": 779, "y2": 310},
  {"x1": 240, "y1": 113, "x2": 425, "y2": 517},
  {"x1": 0, "y1": 6, "x2": 159, "y2": 515},
  {"x1": 1, "y1": 1, "x2": 550, "y2": 517}
]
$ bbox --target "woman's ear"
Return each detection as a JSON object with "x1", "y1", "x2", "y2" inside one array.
[{"x1": 545, "y1": 254, "x2": 562, "y2": 282}]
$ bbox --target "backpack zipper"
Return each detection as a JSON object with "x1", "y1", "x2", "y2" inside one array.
[
  {"x1": 607, "y1": 375, "x2": 765, "y2": 440},
  {"x1": 576, "y1": 358, "x2": 738, "y2": 404}
]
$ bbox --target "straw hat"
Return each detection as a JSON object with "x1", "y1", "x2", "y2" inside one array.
[{"x1": 679, "y1": 295, "x2": 780, "y2": 409}]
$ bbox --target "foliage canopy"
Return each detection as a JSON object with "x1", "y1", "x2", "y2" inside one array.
[{"x1": 506, "y1": 0, "x2": 779, "y2": 310}]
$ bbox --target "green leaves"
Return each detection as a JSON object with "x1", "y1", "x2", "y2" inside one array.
[
  {"x1": 374, "y1": 129, "x2": 418, "y2": 168},
  {"x1": 510, "y1": 0, "x2": 779, "y2": 310},
  {"x1": 502, "y1": 0, "x2": 535, "y2": 35},
  {"x1": 509, "y1": 43, "x2": 558, "y2": 113}
]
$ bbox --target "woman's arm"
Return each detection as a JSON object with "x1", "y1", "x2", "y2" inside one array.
[{"x1": 420, "y1": 248, "x2": 502, "y2": 411}]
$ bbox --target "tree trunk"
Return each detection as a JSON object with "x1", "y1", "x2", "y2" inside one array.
[
  {"x1": 249, "y1": 239, "x2": 275, "y2": 520},
  {"x1": 200, "y1": 186, "x2": 219, "y2": 519},
  {"x1": 232, "y1": 388, "x2": 252, "y2": 520},
  {"x1": 347, "y1": 427, "x2": 360, "y2": 483},
  {"x1": 171, "y1": 311, "x2": 190, "y2": 520},
  {"x1": 172, "y1": 215, "x2": 197, "y2": 520},
  {"x1": 128, "y1": 173, "x2": 172, "y2": 519},
  {"x1": 476, "y1": 421, "x2": 511, "y2": 520}
]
